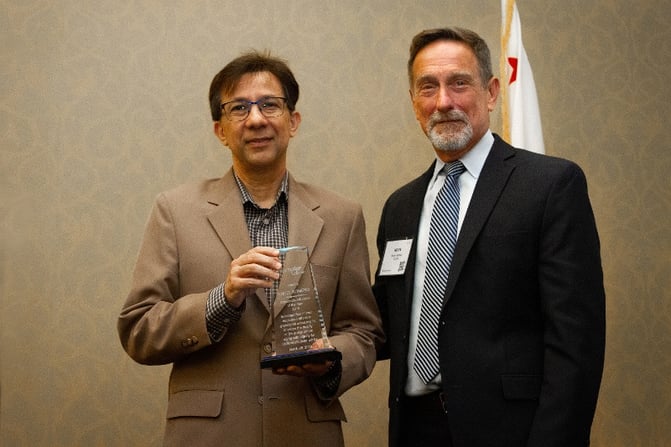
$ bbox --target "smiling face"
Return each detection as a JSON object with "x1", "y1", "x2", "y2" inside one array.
[
  {"x1": 410, "y1": 39, "x2": 499, "y2": 162},
  {"x1": 214, "y1": 71, "x2": 301, "y2": 176}
]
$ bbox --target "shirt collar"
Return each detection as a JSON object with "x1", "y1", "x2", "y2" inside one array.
[
  {"x1": 431, "y1": 130, "x2": 494, "y2": 181},
  {"x1": 233, "y1": 171, "x2": 289, "y2": 208}
]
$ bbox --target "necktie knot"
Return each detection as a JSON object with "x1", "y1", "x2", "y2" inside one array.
[{"x1": 444, "y1": 160, "x2": 466, "y2": 179}]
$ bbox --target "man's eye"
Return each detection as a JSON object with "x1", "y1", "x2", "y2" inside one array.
[
  {"x1": 417, "y1": 84, "x2": 437, "y2": 96},
  {"x1": 262, "y1": 100, "x2": 280, "y2": 109},
  {"x1": 230, "y1": 103, "x2": 249, "y2": 112},
  {"x1": 451, "y1": 78, "x2": 473, "y2": 90}
]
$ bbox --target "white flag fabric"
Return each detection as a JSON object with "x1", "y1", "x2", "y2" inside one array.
[{"x1": 501, "y1": 0, "x2": 545, "y2": 154}]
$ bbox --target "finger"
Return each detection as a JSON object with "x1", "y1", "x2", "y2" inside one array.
[
  {"x1": 310, "y1": 339, "x2": 325, "y2": 350},
  {"x1": 273, "y1": 365, "x2": 306, "y2": 377},
  {"x1": 301, "y1": 362, "x2": 331, "y2": 376},
  {"x1": 230, "y1": 262, "x2": 280, "y2": 283},
  {"x1": 246, "y1": 247, "x2": 282, "y2": 270}
]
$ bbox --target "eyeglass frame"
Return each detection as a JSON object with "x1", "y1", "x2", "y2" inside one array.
[{"x1": 220, "y1": 96, "x2": 289, "y2": 121}]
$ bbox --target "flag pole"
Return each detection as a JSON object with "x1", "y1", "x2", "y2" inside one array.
[{"x1": 500, "y1": 0, "x2": 515, "y2": 142}]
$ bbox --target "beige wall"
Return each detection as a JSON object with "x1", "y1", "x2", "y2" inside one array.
[{"x1": 2, "y1": 0, "x2": 670, "y2": 445}]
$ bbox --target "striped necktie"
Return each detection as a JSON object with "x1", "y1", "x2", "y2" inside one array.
[{"x1": 414, "y1": 160, "x2": 466, "y2": 384}]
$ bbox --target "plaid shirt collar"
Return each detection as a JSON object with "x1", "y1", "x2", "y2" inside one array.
[{"x1": 233, "y1": 170, "x2": 289, "y2": 208}]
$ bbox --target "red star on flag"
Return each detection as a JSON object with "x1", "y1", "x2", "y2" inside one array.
[{"x1": 508, "y1": 57, "x2": 518, "y2": 84}]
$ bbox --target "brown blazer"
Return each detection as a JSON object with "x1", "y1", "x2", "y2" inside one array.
[{"x1": 118, "y1": 169, "x2": 383, "y2": 447}]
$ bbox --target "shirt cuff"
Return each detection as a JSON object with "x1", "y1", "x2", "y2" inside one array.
[
  {"x1": 312, "y1": 359, "x2": 342, "y2": 400},
  {"x1": 206, "y1": 283, "x2": 245, "y2": 342}
]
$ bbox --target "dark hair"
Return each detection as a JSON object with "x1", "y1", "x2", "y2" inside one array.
[
  {"x1": 208, "y1": 50, "x2": 300, "y2": 121},
  {"x1": 407, "y1": 27, "x2": 493, "y2": 88}
]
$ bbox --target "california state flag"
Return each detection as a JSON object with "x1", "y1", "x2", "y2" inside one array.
[{"x1": 501, "y1": 0, "x2": 545, "y2": 154}]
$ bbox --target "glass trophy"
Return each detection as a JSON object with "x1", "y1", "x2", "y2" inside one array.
[{"x1": 260, "y1": 246, "x2": 342, "y2": 369}]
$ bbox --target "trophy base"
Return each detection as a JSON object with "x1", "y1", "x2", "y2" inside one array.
[{"x1": 260, "y1": 348, "x2": 342, "y2": 369}]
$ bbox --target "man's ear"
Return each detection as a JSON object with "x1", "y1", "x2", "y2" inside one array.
[
  {"x1": 487, "y1": 77, "x2": 500, "y2": 112},
  {"x1": 409, "y1": 88, "x2": 422, "y2": 122},
  {"x1": 288, "y1": 110, "x2": 301, "y2": 137},
  {"x1": 213, "y1": 121, "x2": 228, "y2": 146}
]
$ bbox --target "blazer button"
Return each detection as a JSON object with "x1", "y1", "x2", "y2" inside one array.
[
  {"x1": 263, "y1": 343, "x2": 273, "y2": 354},
  {"x1": 181, "y1": 336, "x2": 199, "y2": 348}
]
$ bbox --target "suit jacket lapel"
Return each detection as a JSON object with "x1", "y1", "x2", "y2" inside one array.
[
  {"x1": 206, "y1": 170, "x2": 252, "y2": 260},
  {"x1": 403, "y1": 164, "x2": 435, "y2": 312},
  {"x1": 383, "y1": 162, "x2": 435, "y2": 363},
  {"x1": 286, "y1": 174, "x2": 323, "y2": 251},
  {"x1": 443, "y1": 137, "x2": 516, "y2": 301}
]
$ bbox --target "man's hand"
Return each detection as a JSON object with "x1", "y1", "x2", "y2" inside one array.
[
  {"x1": 272, "y1": 339, "x2": 334, "y2": 377},
  {"x1": 224, "y1": 246, "x2": 281, "y2": 308}
]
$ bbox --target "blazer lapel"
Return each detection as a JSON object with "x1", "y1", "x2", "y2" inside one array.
[
  {"x1": 205, "y1": 170, "x2": 270, "y2": 312},
  {"x1": 443, "y1": 137, "x2": 516, "y2": 301},
  {"x1": 402, "y1": 164, "x2": 435, "y2": 312},
  {"x1": 286, "y1": 174, "x2": 323, "y2": 252},
  {"x1": 206, "y1": 170, "x2": 252, "y2": 259}
]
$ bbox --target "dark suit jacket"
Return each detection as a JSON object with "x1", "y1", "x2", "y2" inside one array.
[
  {"x1": 118, "y1": 169, "x2": 383, "y2": 447},
  {"x1": 373, "y1": 135, "x2": 605, "y2": 447}
]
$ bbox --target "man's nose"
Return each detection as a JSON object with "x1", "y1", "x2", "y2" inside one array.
[
  {"x1": 245, "y1": 103, "x2": 267, "y2": 124},
  {"x1": 435, "y1": 87, "x2": 454, "y2": 111}
]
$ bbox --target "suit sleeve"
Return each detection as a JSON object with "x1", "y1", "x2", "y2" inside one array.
[
  {"x1": 528, "y1": 162, "x2": 606, "y2": 446},
  {"x1": 117, "y1": 193, "x2": 212, "y2": 365}
]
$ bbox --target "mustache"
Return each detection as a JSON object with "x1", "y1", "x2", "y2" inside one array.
[{"x1": 428, "y1": 110, "x2": 469, "y2": 126}]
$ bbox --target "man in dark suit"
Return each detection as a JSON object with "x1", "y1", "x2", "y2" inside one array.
[
  {"x1": 373, "y1": 27, "x2": 605, "y2": 447},
  {"x1": 118, "y1": 51, "x2": 383, "y2": 447}
]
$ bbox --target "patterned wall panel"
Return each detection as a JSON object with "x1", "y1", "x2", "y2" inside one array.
[{"x1": 2, "y1": 0, "x2": 670, "y2": 445}]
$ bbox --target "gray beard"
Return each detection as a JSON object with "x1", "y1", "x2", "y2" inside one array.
[{"x1": 427, "y1": 111, "x2": 473, "y2": 152}]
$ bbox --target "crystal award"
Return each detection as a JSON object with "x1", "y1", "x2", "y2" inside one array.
[{"x1": 260, "y1": 246, "x2": 341, "y2": 369}]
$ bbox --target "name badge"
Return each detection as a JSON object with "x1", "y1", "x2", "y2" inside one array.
[{"x1": 379, "y1": 239, "x2": 413, "y2": 276}]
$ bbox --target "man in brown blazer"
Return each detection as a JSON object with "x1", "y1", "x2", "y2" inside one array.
[{"x1": 118, "y1": 51, "x2": 383, "y2": 447}]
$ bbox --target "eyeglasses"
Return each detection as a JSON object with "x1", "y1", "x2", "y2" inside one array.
[{"x1": 220, "y1": 96, "x2": 288, "y2": 121}]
